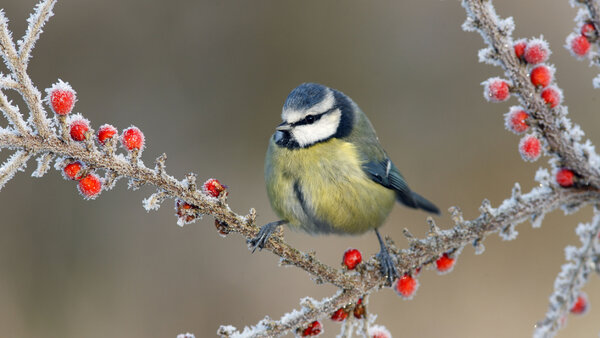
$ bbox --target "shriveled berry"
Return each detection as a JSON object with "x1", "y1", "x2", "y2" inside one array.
[
  {"x1": 203, "y1": 178, "x2": 226, "y2": 198},
  {"x1": 78, "y1": 173, "x2": 102, "y2": 199},
  {"x1": 330, "y1": 308, "x2": 349, "y2": 322},
  {"x1": 353, "y1": 298, "x2": 366, "y2": 319},
  {"x1": 97, "y1": 124, "x2": 117, "y2": 145},
  {"x1": 301, "y1": 321, "x2": 322, "y2": 336},
  {"x1": 63, "y1": 161, "x2": 83, "y2": 180},
  {"x1": 343, "y1": 248, "x2": 362, "y2": 270},
  {"x1": 556, "y1": 168, "x2": 575, "y2": 187}
]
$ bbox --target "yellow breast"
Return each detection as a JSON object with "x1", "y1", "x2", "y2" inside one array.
[{"x1": 265, "y1": 137, "x2": 396, "y2": 235}]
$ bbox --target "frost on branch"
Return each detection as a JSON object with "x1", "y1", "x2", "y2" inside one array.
[{"x1": 533, "y1": 211, "x2": 600, "y2": 338}]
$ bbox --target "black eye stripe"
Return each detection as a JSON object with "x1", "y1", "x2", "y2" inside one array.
[{"x1": 292, "y1": 108, "x2": 337, "y2": 127}]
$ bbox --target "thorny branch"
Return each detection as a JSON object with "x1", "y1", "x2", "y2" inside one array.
[{"x1": 0, "y1": 0, "x2": 599, "y2": 337}]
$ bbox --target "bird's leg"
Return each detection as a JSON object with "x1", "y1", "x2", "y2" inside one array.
[
  {"x1": 247, "y1": 220, "x2": 287, "y2": 253},
  {"x1": 375, "y1": 229, "x2": 399, "y2": 285}
]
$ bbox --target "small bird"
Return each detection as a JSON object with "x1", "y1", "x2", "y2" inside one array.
[{"x1": 248, "y1": 83, "x2": 439, "y2": 283}]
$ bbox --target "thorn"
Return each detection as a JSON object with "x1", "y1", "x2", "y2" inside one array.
[{"x1": 448, "y1": 206, "x2": 464, "y2": 225}]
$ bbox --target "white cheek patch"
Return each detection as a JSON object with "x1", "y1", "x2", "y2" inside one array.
[
  {"x1": 281, "y1": 89, "x2": 335, "y2": 124},
  {"x1": 292, "y1": 110, "x2": 341, "y2": 147}
]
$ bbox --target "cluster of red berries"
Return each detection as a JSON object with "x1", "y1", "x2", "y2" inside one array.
[
  {"x1": 330, "y1": 298, "x2": 365, "y2": 323},
  {"x1": 46, "y1": 81, "x2": 146, "y2": 199},
  {"x1": 567, "y1": 22, "x2": 596, "y2": 58}
]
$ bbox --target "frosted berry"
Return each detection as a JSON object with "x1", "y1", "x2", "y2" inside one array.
[
  {"x1": 505, "y1": 107, "x2": 530, "y2": 134},
  {"x1": 301, "y1": 321, "x2": 322, "y2": 336},
  {"x1": 343, "y1": 248, "x2": 362, "y2": 270},
  {"x1": 97, "y1": 124, "x2": 117, "y2": 145},
  {"x1": 353, "y1": 298, "x2": 365, "y2": 319},
  {"x1": 394, "y1": 273, "x2": 418, "y2": 299},
  {"x1": 203, "y1": 178, "x2": 226, "y2": 198},
  {"x1": 483, "y1": 78, "x2": 511, "y2": 102},
  {"x1": 121, "y1": 126, "x2": 145, "y2": 151},
  {"x1": 435, "y1": 253, "x2": 455, "y2": 273},
  {"x1": 569, "y1": 34, "x2": 591, "y2": 57},
  {"x1": 69, "y1": 118, "x2": 89, "y2": 141},
  {"x1": 519, "y1": 135, "x2": 541, "y2": 162},
  {"x1": 514, "y1": 39, "x2": 527, "y2": 60},
  {"x1": 46, "y1": 80, "x2": 76, "y2": 115},
  {"x1": 330, "y1": 308, "x2": 349, "y2": 322},
  {"x1": 581, "y1": 22, "x2": 597, "y2": 39},
  {"x1": 530, "y1": 65, "x2": 553, "y2": 88},
  {"x1": 175, "y1": 199, "x2": 198, "y2": 224},
  {"x1": 524, "y1": 40, "x2": 550, "y2": 64},
  {"x1": 570, "y1": 292, "x2": 589, "y2": 315},
  {"x1": 541, "y1": 86, "x2": 562, "y2": 108},
  {"x1": 78, "y1": 173, "x2": 102, "y2": 199},
  {"x1": 367, "y1": 325, "x2": 392, "y2": 338},
  {"x1": 556, "y1": 168, "x2": 575, "y2": 187},
  {"x1": 63, "y1": 161, "x2": 83, "y2": 180}
]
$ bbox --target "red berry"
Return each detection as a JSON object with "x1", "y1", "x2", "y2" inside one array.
[
  {"x1": 569, "y1": 34, "x2": 591, "y2": 57},
  {"x1": 581, "y1": 22, "x2": 597, "y2": 39},
  {"x1": 46, "y1": 80, "x2": 76, "y2": 115},
  {"x1": 78, "y1": 173, "x2": 102, "y2": 199},
  {"x1": 435, "y1": 253, "x2": 455, "y2": 273},
  {"x1": 530, "y1": 65, "x2": 553, "y2": 88},
  {"x1": 343, "y1": 248, "x2": 362, "y2": 270},
  {"x1": 63, "y1": 161, "x2": 83, "y2": 180},
  {"x1": 69, "y1": 118, "x2": 89, "y2": 141},
  {"x1": 203, "y1": 178, "x2": 226, "y2": 198},
  {"x1": 570, "y1": 293, "x2": 589, "y2": 315},
  {"x1": 330, "y1": 308, "x2": 349, "y2": 322},
  {"x1": 394, "y1": 274, "x2": 418, "y2": 299},
  {"x1": 301, "y1": 321, "x2": 322, "y2": 336},
  {"x1": 524, "y1": 39, "x2": 550, "y2": 64},
  {"x1": 505, "y1": 107, "x2": 530, "y2": 134},
  {"x1": 556, "y1": 168, "x2": 575, "y2": 187},
  {"x1": 483, "y1": 78, "x2": 511, "y2": 102},
  {"x1": 519, "y1": 135, "x2": 541, "y2": 162},
  {"x1": 540, "y1": 86, "x2": 562, "y2": 108},
  {"x1": 514, "y1": 39, "x2": 527, "y2": 60},
  {"x1": 121, "y1": 126, "x2": 145, "y2": 151},
  {"x1": 97, "y1": 124, "x2": 117, "y2": 145},
  {"x1": 368, "y1": 325, "x2": 392, "y2": 338}
]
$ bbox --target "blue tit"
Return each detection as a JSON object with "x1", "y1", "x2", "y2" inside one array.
[{"x1": 248, "y1": 82, "x2": 439, "y2": 283}]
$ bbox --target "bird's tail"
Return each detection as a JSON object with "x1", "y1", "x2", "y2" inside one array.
[{"x1": 410, "y1": 191, "x2": 440, "y2": 215}]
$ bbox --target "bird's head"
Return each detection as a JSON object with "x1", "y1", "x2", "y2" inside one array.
[{"x1": 275, "y1": 83, "x2": 354, "y2": 149}]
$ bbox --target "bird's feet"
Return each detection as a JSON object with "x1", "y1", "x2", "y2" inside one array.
[
  {"x1": 375, "y1": 229, "x2": 399, "y2": 285},
  {"x1": 247, "y1": 220, "x2": 286, "y2": 253},
  {"x1": 376, "y1": 247, "x2": 399, "y2": 285}
]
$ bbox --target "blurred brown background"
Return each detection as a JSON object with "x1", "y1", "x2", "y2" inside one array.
[{"x1": 0, "y1": 0, "x2": 599, "y2": 337}]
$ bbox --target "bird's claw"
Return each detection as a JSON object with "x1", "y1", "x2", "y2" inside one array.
[
  {"x1": 247, "y1": 220, "x2": 285, "y2": 253},
  {"x1": 376, "y1": 248, "x2": 399, "y2": 285}
]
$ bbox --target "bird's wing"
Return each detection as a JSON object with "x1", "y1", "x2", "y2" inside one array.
[{"x1": 362, "y1": 158, "x2": 440, "y2": 214}]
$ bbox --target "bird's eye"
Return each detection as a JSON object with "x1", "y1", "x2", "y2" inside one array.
[{"x1": 305, "y1": 115, "x2": 315, "y2": 124}]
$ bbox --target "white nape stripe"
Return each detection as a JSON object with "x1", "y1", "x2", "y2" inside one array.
[
  {"x1": 292, "y1": 109, "x2": 341, "y2": 147},
  {"x1": 281, "y1": 88, "x2": 335, "y2": 124}
]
